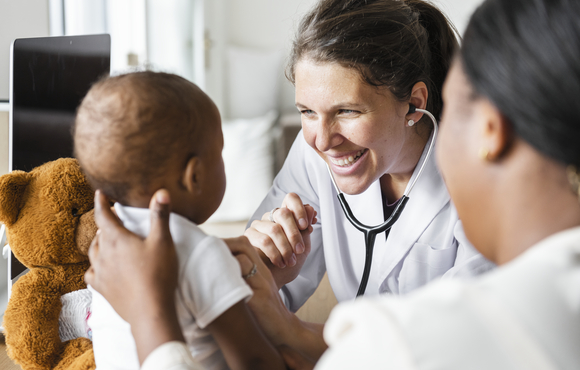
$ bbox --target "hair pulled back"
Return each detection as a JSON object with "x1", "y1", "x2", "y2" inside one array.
[
  {"x1": 461, "y1": 0, "x2": 580, "y2": 167},
  {"x1": 288, "y1": 0, "x2": 459, "y2": 120}
]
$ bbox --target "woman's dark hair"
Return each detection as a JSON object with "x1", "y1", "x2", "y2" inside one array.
[
  {"x1": 462, "y1": 0, "x2": 580, "y2": 166},
  {"x1": 287, "y1": 0, "x2": 459, "y2": 121}
]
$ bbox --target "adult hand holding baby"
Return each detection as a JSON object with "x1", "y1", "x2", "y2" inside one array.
[
  {"x1": 87, "y1": 187, "x2": 325, "y2": 367},
  {"x1": 85, "y1": 189, "x2": 184, "y2": 365}
]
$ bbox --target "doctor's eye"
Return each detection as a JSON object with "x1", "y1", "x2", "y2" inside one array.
[
  {"x1": 338, "y1": 109, "x2": 359, "y2": 115},
  {"x1": 300, "y1": 109, "x2": 315, "y2": 117}
]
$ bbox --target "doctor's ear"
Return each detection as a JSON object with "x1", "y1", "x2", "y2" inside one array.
[
  {"x1": 182, "y1": 156, "x2": 202, "y2": 194},
  {"x1": 406, "y1": 82, "x2": 428, "y2": 124}
]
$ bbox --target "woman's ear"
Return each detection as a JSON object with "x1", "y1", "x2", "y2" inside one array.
[
  {"x1": 478, "y1": 98, "x2": 514, "y2": 161},
  {"x1": 406, "y1": 81, "x2": 429, "y2": 122},
  {"x1": 182, "y1": 156, "x2": 202, "y2": 194}
]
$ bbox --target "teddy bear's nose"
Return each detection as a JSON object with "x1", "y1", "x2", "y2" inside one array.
[{"x1": 75, "y1": 209, "x2": 97, "y2": 256}]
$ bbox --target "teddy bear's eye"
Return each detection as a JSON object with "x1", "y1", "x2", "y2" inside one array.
[{"x1": 71, "y1": 208, "x2": 79, "y2": 217}]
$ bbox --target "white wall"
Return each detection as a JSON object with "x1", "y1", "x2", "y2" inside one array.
[
  {"x1": 0, "y1": 0, "x2": 50, "y2": 101},
  {"x1": 224, "y1": 0, "x2": 483, "y2": 115},
  {"x1": 434, "y1": 0, "x2": 484, "y2": 35},
  {"x1": 224, "y1": 0, "x2": 317, "y2": 115}
]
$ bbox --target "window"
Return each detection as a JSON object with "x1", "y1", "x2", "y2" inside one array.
[{"x1": 49, "y1": 0, "x2": 203, "y2": 85}]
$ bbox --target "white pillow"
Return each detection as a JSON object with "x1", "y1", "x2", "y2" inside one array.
[
  {"x1": 227, "y1": 46, "x2": 284, "y2": 119},
  {"x1": 208, "y1": 111, "x2": 278, "y2": 222}
]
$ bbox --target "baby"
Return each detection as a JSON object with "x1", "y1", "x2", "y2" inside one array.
[{"x1": 74, "y1": 72, "x2": 284, "y2": 370}]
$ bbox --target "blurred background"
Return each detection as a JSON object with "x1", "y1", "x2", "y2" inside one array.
[{"x1": 0, "y1": 0, "x2": 485, "y2": 331}]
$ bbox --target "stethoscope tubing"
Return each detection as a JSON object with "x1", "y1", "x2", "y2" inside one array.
[{"x1": 325, "y1": 107, "x2": 439, "y2": 297}]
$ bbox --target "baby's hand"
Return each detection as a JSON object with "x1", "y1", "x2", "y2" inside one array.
[{"x1": 244, "y1": 193, "x2": 317, "y2": 288}]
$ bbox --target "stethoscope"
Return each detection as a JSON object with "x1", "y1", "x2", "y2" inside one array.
[{"x1": 325, "y1": 104, "x2": 439, "y2": 297}]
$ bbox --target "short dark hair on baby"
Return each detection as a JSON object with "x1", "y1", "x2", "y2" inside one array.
[{"x1": 74, "y1": 71, "x2": 217, "y2": 204}]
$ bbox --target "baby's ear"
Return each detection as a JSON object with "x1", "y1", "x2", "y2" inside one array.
[
  {"x1": 0, "y1": 171, "x2": 31, "y2": 226},
  {"x1": 182, "y1": 156, "x2": 201, "y2": 194}
]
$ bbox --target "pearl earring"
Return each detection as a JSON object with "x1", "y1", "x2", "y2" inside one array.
[{"x1": 407, "y1": 119, "x2": 415, "y2": 127}]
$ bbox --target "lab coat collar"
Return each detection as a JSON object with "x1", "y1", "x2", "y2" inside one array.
[{"x1": 377, "y1": 137, "x2": 450, "y2": 283}]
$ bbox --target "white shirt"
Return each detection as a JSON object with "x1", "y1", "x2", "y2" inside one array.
[
  {"x1": 142, "y1": 342, "x2": 203, "y2": 370},
  {"x1": 89, "y1": 204, "x2": 253, "y2": 370},
  {"x1": 317, "y1": 226, "x2": 580, "y2": 370},
  {"x1": 141, "y1": 227, "x2": 580, "y2": 370},
  {"x1": 250, "y1": 132, "x2": 495, "y2": 310}
]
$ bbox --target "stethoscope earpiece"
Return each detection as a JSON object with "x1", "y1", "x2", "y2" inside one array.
[{"x1": 408, "y1": 104, "x2": 417, "y2": 114}]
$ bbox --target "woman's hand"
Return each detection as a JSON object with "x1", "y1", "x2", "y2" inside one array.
[
  {"x1": 244, "y1": 193, "x2": 317, "y2": 288},
  {"x1": 224, "y1": 236, "x2": 328, "y2": 362},
  {"x1": 85, "y1": 189, "x2": 184, "y2": 364}
]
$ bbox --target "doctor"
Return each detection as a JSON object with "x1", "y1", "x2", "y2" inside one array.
[{"x1": 245, "y1": 0, "x2": 494, "y2": 316}]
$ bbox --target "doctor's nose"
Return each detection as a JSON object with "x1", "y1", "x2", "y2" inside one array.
[{"x1": 314, "y1": 117, "x2": 341, "y2": 152}]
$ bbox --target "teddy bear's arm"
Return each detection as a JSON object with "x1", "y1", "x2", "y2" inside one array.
[
  {"x1": 4, "y1": 269, "x2": 65, "y2": 369},
  {"x1": 4, "y1": 264, "x2": 90, "y2": 370}
]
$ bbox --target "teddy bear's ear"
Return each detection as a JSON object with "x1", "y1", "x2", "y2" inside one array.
[{"x1": 0, "y1": 171, "x2": 31, "y2": 226}]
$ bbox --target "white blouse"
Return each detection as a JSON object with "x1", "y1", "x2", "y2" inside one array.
[{"x1": 316, "y1": 226, "x2": 580, "y2": 369}]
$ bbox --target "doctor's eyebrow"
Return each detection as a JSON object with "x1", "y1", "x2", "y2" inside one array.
[{"x1": 295, "y1": 102, "x2": 366, "y2": 110}]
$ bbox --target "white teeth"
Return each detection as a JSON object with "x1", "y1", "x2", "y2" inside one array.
[{"x1": 330, "y1": 149, "x2": 366, "y2": 167}]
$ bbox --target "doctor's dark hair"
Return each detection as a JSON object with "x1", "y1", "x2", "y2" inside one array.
[
  {"x1": 287, "y1": 0, "x2": 459, "y2": 121},
  {"x1": 461, "y1": 0, "x2": 580, "y2": 166}
]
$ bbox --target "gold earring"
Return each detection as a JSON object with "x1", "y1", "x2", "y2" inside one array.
[
  {"x1": 479, "y1": 148, "x2": 490, "y2": 161},
  {"x1": 566, "y1": 165, "x2": 580, "y2": 201}
]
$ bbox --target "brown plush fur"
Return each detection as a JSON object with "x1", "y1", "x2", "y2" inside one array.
[{"x1": 0, "y1": 158, "x2": 97, "y2": 370}]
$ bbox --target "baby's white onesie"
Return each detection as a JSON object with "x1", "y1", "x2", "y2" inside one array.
[{"x1": 89, "y1": 204, "x2": 253, "y2": 370}]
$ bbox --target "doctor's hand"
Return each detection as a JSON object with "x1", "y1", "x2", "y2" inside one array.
[{"x1": 244, "y1": 193, "x2": 317, "y2": 288}]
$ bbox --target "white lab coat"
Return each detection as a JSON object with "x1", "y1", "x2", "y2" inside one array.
[
  {"x1": 316, "y1": 226, "x2": 580, "y2": 370},
  {"x1": 250, "y1": 132, "x2": 494, "y2": 310}
]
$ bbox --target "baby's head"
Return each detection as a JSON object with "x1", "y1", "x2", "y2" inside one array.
[{"x1": 74, "y1": 71, "x2": 225, "y2": 224}]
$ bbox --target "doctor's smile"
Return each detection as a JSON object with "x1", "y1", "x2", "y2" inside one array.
[{"x1": 327, "y1": 148, "x2": 367, "y2": 168}]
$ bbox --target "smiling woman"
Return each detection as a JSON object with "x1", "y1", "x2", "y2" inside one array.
[
  {"x1": 295, "y1": 60, "x2": 430, "y2": 197},
  {"x1": 242, "y1": 0, "x2": 495, "y2": 361}
]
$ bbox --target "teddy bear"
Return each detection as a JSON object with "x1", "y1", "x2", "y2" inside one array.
[{"x1": 0, "y1": 158, "x2": 98, "y2": 370}]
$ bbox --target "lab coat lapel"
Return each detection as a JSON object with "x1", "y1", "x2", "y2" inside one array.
[{"x1": 377, "y1": 141, "x2": 450, "y2": 284}]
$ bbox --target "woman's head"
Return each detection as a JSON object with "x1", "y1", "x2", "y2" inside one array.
[
  {"x1": 289, "y1": 0, "x2": 458, "y2": 121},
  {"x1": 461, "y1": 0, "x2": 580, "y2": 168},
  {"x1": 437, "y1": 0, "x2": 580, "y2": 263},
  {"x1": 290, "y1": 0, "x2": 459, "y2": 195}
]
